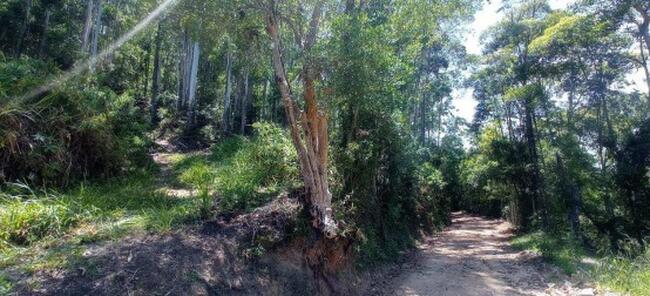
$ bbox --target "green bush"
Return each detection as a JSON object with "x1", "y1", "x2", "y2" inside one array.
[
  {"x1": 177, "y1": 122, "x2": 299, "y2": 213},
  {"x1": 511, "y1": 231, "x2": 584, "y2": 274},
  {"x1": 595, "y1": 250, "x2": 650, "y2": 296},
  {"x1": 216, "y1": 123, "x2": 298, "y2": 211},
  {"x1": 0, "y1": 194, "x2": 79, "y2": 246},
  {"x1": 0, "y1": 56, "x2": 152, "y2": 187},
  {"x1": 180, "y1": 164, "x2": 216, "y2": 216},
  {"x1": 416, "y1": 162, "x2": 449, "y2": 230}
]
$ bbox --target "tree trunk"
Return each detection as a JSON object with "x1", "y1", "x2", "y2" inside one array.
[
  {"x1": 15, "y1": 0, "x2": 33, "y2": 57},
  {"x1": 556, "y1": 153, "x2": 581, "y2": 237},
  {"x1": 151, "y1": 21, "x2": 163, "y2": 126},
  {"x1": 240, "y1": 69, "x2": 249, "y2": 135},
  {"x1": 91, "y1": 0, "x2": 102, "y2": 55},
  {"x1": 81, "y1": 0, "x2": 93, "y2": 52},
  {"x1": 187, "y1": 42, "x2": 200, "y2": 128},
  {"x1": 265, "y1": 3, "x2": 337, "y2": 238},
  {"x1": 38, "y1": 8, "x2": 51, "y2": 58},
  {"x1": 419, "y1": 93, "x2": 427, "y2": 144},
  {"x1": 524, "y1": 99, "x2": 544, "y2": 230},
  {"x1": 177, "y1": 32, "x2": 189, "y2": 111},
  {"x1": 222, "y1": 50, "x2": 233, "y2": 134},
  {"x1": 638, "y1": 36, "x2": 650, "y2": 107},
  {"x1": 262, "y1": 78, "x2": 269, "y2": 121},
  {"x1": 634, "y1": 5, "x2": 650, "y2": 61},
  {"x1": 142, "y1": 40, "x2": 152, "y2": 100},
  {"x1": 233, "y1": 75, "x2": 241, "y2": 131}
]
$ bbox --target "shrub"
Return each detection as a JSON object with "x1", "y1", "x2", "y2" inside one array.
[
  {"x1": 216, "y1": 122, "x2": 299, "y2": 211},
  {"x1": 177, "y1": 122, "x2": 299, "y2": 213},
  {"x1": 0, "y1": 193, "x2": 79, "y2": 246},
  {"x1": 0, "y1": 57, "x2": 151, "y2": 187},
  {"x1": 180, "y1": 164, "x2": 216, "y2": 216},
  {"x1": 595, "y1": 249, "x2": 650, "y2": 295}
]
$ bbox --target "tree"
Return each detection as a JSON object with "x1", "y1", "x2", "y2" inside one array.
[{"x1": 263, "y1": 0, "x2": 337, "y2": 237}]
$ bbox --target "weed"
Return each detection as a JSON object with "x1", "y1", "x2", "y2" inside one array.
[
  {"x1": 594, "y1": 250, "x2": 650, "y2": 296},
  {"x1": 511, "y1": 231, "x2": 584, "y2": 274}
]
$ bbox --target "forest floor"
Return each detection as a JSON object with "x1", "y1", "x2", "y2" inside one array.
[{"x1": 366, "y1": 212, "x2": 613, "y2": 296}]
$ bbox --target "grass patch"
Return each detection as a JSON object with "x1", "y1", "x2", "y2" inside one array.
[
  {"x1": 594, "y1": 250, "x2": 650, "y2": 296},
  {"x1": 0, "y1": 169, "x2": 203, "y2": 276},
  {"x1": 174, "y1": 122, "x2": 299, "y2": 213},
  {"x1": 511, "y1": 231, "x2": 585, "y2": 274},
  {"x1": 512, "y1": 232, "x2": 650, "y2": 296},
  {"x1": 0, "y1": 122, "x2": 299, "y2": 293}
]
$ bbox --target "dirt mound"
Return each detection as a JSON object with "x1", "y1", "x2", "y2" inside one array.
[{"x1": 13, "y1": 196, "x2": 356, "y2": 296}]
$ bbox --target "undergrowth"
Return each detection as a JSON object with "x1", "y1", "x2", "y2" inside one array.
[
  {"x1": 0, "y1": 169, "x2": 202, "y2": 277},
  {"x1": 511, "y1": 231, "x2": 585, "y2": 274},
  {"x1": 512, "y1": 232, "x2": 650, "y2": 295},
  {"x1": 0, "y1": 122, "x2": 299, "y2": 284},
  {"x1": 177, "y1": 122, "x2": 299, "y2": 213},
  {"x1": 594, "y1": 249, "x2": 650, "y2": 296}
]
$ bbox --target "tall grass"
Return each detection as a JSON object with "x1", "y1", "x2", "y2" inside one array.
[
  {"x1": 1, "y1": 122, "x2": 299, "y2": 280},
  {"x1": 177, "y1": 122, "x2": 299, "y2": 213},
  {"x1": 511, "y1": 231, "x2": 585, "y2": 274},
  {"x1": 595, "y1": 249, "x2": 650, "y2": 295},
  {"x1": 0, "y1": 170, "x2": 203, "y2": 271},
  {"x1": 512, "y1": 232, "x2": 650, "y2": 296}
]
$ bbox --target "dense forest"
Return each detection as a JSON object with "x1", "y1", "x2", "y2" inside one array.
[{"x1": 0, "y1": 0, "x2": 648, "y2": 295}]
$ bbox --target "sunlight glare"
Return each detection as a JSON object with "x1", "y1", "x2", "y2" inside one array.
[{"x1": 16, "y1": 0, "x2": 178, "y2": 103}]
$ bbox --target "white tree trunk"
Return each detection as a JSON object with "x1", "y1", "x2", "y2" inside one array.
[
  {"x1": 222, "y1": 51, "x2": 233, "y2": 134},
  {"x1": 187, "y1": 42, "x2": 200, "y2": 127},
  {"x1": 81, "y1": 0, "x2": 93, "y2": 52},
  {"x1": 264, "y1": 1, "x2": 337, "y2": 238},
  {"x1": 240, "y1": 69, "x2": 249, "y2": 134}
]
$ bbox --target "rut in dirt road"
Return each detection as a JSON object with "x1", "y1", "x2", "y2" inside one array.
[{"x1": 380, "y1": 212, "x2": 591, "y2": 296}]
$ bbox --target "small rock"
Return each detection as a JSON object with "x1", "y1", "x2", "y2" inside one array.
[{"x1": 577, "y1": 288, "x2": 595, "y2": 296}]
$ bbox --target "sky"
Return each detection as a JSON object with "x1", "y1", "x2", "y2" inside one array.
[{"x1": 452, "y1": 0, "x2": 649, "y2": 123}]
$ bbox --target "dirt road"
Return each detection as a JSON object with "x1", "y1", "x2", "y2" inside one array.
[{"x1": 378, "y1": 212, "x2": 598, "y2": 296}]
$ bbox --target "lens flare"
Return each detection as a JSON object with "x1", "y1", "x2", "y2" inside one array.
[{"x1": 15, "y1": 0, "x2": 178, "y2": 103}]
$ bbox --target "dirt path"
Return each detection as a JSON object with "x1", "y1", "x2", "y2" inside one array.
[{"x1": 376, "y1": 212, "x2": 599, "y2": 296}]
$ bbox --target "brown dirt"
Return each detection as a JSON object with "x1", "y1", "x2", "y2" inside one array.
[
  {"x1": 12, "y1": 210, "x2": 611, "y2": 296},
  {"x1": 364, "y1": 212, "x2": 608, "y2": 296},
  {"x1": 13, "y1": 196, "x2": 329, "y2": 296}
]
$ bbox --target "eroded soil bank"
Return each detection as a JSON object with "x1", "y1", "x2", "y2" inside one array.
[{"x1": 12, "y1": 211, "x2": 605, "y2": 296}]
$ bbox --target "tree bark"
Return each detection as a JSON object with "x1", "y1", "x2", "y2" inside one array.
[
  {"x1": 222, "y1": 50, "x2": 233, "y2": 134},
  {"x1": 524, "y1": 99, "x2": 545, "y2": 230},
  {"x1": 151, "y1": 21, "x2": 163, "y2": 126},
  {"x1": 187, "y1": 42, "x2": 200, "y2": 128},
  {"x1": 177, "y1": 32, "x2": 189, "y2": 111},
  {"x1": 638, "y1": 36, "x2": 650, "y2": 107},
  {"x1": 91, "y1": 0, "x2": 102, "y2": 55},
  {"x1": 38, "y1": 8, "x2": 52, "y2": 58},
  {"x1": 81, "y1": 0, "x2": 93, "y2": 52},
  {"x1": 15, "y1": 0, "x2": 33, "y2": 57},
  {"x1": 240, "y1": 69, "x2": 250, "y2": 134},
  {"x1": 265, "y1": 1, "x2": 337, "y2": 238}
]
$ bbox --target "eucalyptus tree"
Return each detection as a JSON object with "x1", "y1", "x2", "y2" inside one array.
[
  {"x1": 583, "y1": 0, "x2": 650, "y2": 104},
  {"x1": 261, "y1": 0, "x2": 338, "y2": 237},
  {"x1": 478, "y1": 0, "x2": 555, "y2": 230}
]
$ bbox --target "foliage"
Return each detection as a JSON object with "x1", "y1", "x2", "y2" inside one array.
[
  {"x1": 595, "y1": 249, "x2": 650, "y2": 296},
  {"x1": 180, "y1": 163, "x2": 216, "y2": 216},
  {"x1": 0, "y1": 56, "x2": 152, "y2": 187},
  {"x1": 177, "y1": 122, "x2": 299, "y2": 213},
  {"x1": 0, "y1": 191, "x2": 78, "y2": 246},
  {"x1": 511, "y1": 231, "x2": 585, "y2": 274}
]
